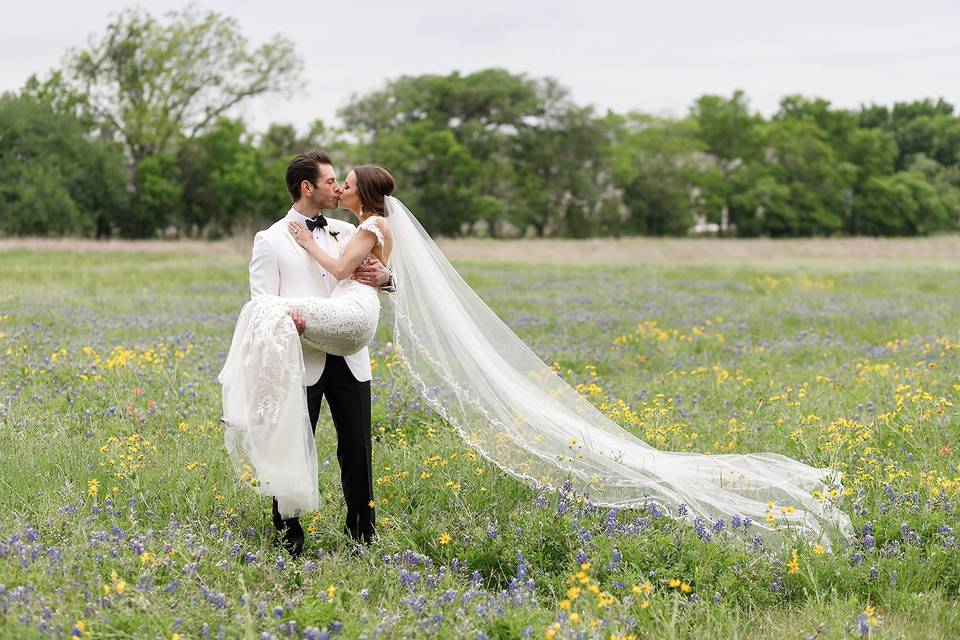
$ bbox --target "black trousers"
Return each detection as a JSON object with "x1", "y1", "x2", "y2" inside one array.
[{"x1": 272, "y1": 354, "x2": 376, "y2": 543}]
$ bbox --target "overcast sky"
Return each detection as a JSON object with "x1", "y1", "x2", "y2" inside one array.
[{"x1": 3, "y1": 0, "x2": 958, "y2": 133}]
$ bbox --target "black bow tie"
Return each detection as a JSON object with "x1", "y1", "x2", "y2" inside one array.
[{"x1": 305, "y1": 215, "x2": 327, "y2": 231}]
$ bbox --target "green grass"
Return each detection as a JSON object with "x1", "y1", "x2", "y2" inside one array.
[{"x1": 0, "y1": 247, "x2": 958, "y2": 639}]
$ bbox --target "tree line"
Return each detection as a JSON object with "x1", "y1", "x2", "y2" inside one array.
[{"x1": 1, "y1": 7, "x2": 958, "y2": 239}]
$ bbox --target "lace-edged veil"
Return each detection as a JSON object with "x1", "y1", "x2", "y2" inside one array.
[{"x1": 385, "y1": 196, "x2": 854, "y2": 548}]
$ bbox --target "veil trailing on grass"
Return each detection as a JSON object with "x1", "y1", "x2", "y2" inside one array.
[{"x1": 385, "y1": 196, "x2": 854, "y2": 548}]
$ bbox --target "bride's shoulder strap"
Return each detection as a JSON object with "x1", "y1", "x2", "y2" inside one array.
[{"x1": 358, "y1": 216, "x2": 386, "y2": 247}]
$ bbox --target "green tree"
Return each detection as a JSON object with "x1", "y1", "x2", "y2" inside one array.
[
  {"x1": 860, "y1": 99, "x2": 958, "y2": 170},
  {"x1": 729, "y1": 172, "x2": 796, "y2": 236},
  {"x1": 776, "y1": 95, "x2": 859, "y2": 144},
  {"x1": 897, "y1": 115, "x2": 960, "y2": 167},
  {"x1": 178, "y1": 118, "x2": 263, "y2": 236},
  {"x1": 341, "y1": 68, "x2": 540, "y2": 138},
  {"x1": 844, "y1": 128, "x2": 899, "y2": 180},
  {"x1": 689, "y1": 91, "x2": 764, "y2": 231},
  {"x1": 340, "y1": 69, "x2": 555, "y2": 235},
  {"x1": 609, "y1": 113, "x2": 705, "y2": 235},
  {"x1": 0, "y1": 93, "x2": 128, "y2": 236},
  {"x1": 368, "y1": 122, "x2": 498, "y2": 236},
  {"x1": 755, "y1": 118, "x2": 854, "y2": 235},
  {"x1": 907, "y1": 154, "x2": 960, "y2": 227},
  {"x1": 852, "y1": 171, "x2": 952, "y2": 235},
  {"x1": 343, "y1": 70, "x2": 621, "y2": 238},
  {"x1": 691, "y1": 90, "x2": 763, "y2": 163},
  {"x1": 509, "y1": 88, "x2": 613, "y2": 237},
  {"x1": 127, "y1": 154, "x2": 182, "y2": 238},
  {"x1": 27, "y1": 6, "x2": 300, "y2": 236}
]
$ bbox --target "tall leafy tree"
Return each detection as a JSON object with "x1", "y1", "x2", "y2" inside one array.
[
  {"x1": 0, "y1": 93, "x2": 128, "y2": 236},
  {"x1": 340, "y1": 69, "x2": 541, "y2": 234},
  {"x1": 691, "y1": 90, "x2": 764, "y2": 163},
  {"x1": 129, "y1": 153, "x2": 182, "y2": 238},
  {"x1": 689, "y1": 91, "x2": 764, "y2": 232},
  {"x1": 609, "y1": 113, "x2": 705, "y2": 235},
  {"x1": 510, "y1": 83, "x2": 613, "y2": 237},
  {"x1": 57, "y1": 6, "x2": 300, "y2": 170},
  {"x1": 860, "y1": 99, "x2": 958, "y2": 169},
  {"x1": 340, "y1": 70, "x2": 614, "y2": 236},
  {"x1": 177, "y1": 118, "x2": 263, "y2": 236},
  {"x1": 759, "y1": 118, "x2": 854, "y2": 235}
]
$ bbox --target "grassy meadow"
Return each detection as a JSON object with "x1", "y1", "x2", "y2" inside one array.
[{"x1": 0, "y1": 240, "x2": 959, "y2": 639}]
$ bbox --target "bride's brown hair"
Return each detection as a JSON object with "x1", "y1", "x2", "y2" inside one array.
[{"x1": 354, "y1": 165, "x2": 395, "y2": 216}]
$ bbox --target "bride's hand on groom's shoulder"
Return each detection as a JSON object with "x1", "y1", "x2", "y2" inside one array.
[{"x1": 288, "y1": 222, "x2": 312, "y2": 248}]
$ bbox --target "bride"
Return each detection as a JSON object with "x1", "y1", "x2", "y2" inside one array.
[{"x1": 220, "y1": 166, "x2": 854, "y2": 548}]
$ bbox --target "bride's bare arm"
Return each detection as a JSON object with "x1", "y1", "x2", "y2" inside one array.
[{"x1": 288, "y1": 221, "x2": 377, "y2": 280}]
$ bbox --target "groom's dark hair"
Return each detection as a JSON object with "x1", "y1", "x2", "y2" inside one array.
[{"x1": 286, "y1": 150, "x2": 333, "y2": 200}]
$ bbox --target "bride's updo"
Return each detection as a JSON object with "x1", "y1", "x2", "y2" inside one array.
[{"x1": 354, "y1": 165, "x2": 395, "y2": 216}]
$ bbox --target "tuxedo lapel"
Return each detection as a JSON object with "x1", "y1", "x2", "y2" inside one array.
[
  {"x1": 281, "y1": 226, "x2": 304, "y2": 255},
  {"x1": 279, "y1": 219, "x2": 329, "y2": 263}
]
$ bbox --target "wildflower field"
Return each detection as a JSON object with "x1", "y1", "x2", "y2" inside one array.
[{"x1": 1, "y1": 244, "x2": 958, "y2": 639}]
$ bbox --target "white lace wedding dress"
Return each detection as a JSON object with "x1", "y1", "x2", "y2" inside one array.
[{"x1": 218, "y1": 218, "x2": 383, "y2": 518}]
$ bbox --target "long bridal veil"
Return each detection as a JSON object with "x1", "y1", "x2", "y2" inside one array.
[{"x1": 385, "y1": 196, "x2": 854, "y2": 547}]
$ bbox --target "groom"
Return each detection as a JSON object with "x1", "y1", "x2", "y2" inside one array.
[{"x1": 249, "y1": 149, "x2": 391, "y2": 556}]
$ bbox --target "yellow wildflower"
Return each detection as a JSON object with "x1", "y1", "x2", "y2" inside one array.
[{"x1": 787, "y1": 550, "x2": 800, "y2": 574}]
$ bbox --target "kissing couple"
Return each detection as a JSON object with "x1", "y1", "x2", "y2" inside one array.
[{"x1": 219, "y1": 150, "x2": 854, "y2": 558}]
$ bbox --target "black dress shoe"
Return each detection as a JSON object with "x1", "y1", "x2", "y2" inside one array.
[
  {"x1": 282, "y1": 534, "x2": 304, "y2": 558},
  {"x1": 343, "y1": 525, "x2": 376, "y2": 546},
  {"x1": 280, "y1": 520, "x2": 305, "y2": 557}
]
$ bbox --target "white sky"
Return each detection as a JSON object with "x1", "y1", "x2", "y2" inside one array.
[{"x1": 2, "y1": 0, "x2": 958, "y2": 133}]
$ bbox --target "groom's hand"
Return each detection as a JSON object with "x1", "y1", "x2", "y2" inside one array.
[
  {"x1": 354, "y1": 257, "x2": 390, "y2": 288},
  {"x1": 287, "y1": 309, "x2": 305, "y2": 335}
]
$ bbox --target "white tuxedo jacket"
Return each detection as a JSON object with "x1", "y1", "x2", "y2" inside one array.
[{"x1": 249, "y1": 208, "x2": 372, "y2": 384}]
